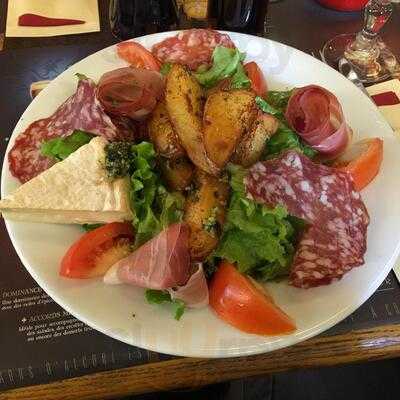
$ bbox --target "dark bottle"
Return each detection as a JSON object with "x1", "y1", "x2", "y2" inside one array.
[
  {"x1": 212, "y1": 0, "x2": 270, "y2": 35},
  {"x1": 109, "y1": 0, "x2": 178, "y2": 40}
]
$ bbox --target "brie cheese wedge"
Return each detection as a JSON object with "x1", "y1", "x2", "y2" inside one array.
[{"x1": 0, "y1": 136, "x2": 132, "y2": 224}]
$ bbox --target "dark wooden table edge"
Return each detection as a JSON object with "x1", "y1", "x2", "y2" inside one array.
[{"x1": 2, "y1": 324, "x2": 400, "y2": 400}]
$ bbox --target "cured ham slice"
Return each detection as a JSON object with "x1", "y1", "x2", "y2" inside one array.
[
  {"x1": 8, "y1": 76, "x2": 119, "y2": 183},
  {"x1": 168, "y1": 265, "x2": 209, "y2": 308},
  {"x1": 152, "y1": 29, "x2": 235, "y2": 71},
  {"x1": 97, "y1": 67, "x2": 164, "y2": 120},
  {"x1": 104, "y1": 223, "x2": 191, "y2": 290},
  {"x1": 245, "y1": 151, "x2": 369, "y2": 288},
  {"x1": 285, "y1": 85, "x2": 351, "y2": 157}
]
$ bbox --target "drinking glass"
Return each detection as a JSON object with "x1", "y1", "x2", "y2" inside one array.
[
  {"x1": 321, "y1": 0, "x2": 399, "y2": 83},
  {"x1": 109, "y1": 0, "x2": 178, "y2": 41}
]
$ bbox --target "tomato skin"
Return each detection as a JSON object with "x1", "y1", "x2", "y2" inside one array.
[
  {"x1": 117, "y1": 42, "x2": 161, "y2": 71},
  {"x1": 335, "y1": 138, "x2": 383, "y2": 191},
  {"x1": 209, "y1": 261, "x2": 296, "y2": 335},
  {"x1": 244, "y1": 62, "x2": 268, "y2": 97},
  {"x1": 60, "y1": 223, "x2": 134, "y2": 279}
]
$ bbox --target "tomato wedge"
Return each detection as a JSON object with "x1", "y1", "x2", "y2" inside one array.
[
  {"x1": 117, "y1": 41, "x2": 161, "y2": 71},
  {"x1": 60, "y1": 223, "x2": 134, "y2": 279},
  {"x1": 334, "y1": 138, "x2": 383, "y2": 191},
  {"x1": 244, "y1": 62, "x2": 268, "y2": 97},
  {"x1": 209, "y1": 261, "x2": 296, "y2": 335}
]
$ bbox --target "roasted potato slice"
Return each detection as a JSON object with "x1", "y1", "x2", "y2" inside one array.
[
  {"x1": 232, "y1": 113, "x2": 279, "y2": 167},
  {"x1": 203, "y1": 89, "x2": 257, "y2": 168},
  {"x1": 160, "y1": 157, "x2": 194, "y2": 192},
  {"x1": 165, "y1": 64, "x2": 219, "y2": 176},
  {"x1": 184, "y1": 170, "x2": 229, "y2": 261},
  {"x1": 148, "y1": 102, "x2": 185, "y2": 159}
]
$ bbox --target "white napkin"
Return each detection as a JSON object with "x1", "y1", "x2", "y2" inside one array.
[
  {"x1": 6, "y1": 0, "x2": 100, "y2": 37},
  {"x1": 366, "y1": 79, "x2": 400, "y2": 139}
]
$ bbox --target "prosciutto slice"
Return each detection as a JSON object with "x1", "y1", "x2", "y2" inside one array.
[
  {"x1": 168, "y1": 264, "x2": 209, "y2": 308},
  {"x1": 97, "y1": 67, "x2": 164, "y2": 120},
  {"x1": 285, "y1": 85, "x2": 351, "y2": 157},
  {"x1": 8, "y1": 76, "x2": 119, "y2": 183},
  {"x1": 104, "y1": 223, "x2": 191, "y2": 290},
  {"x1": 104, "y1": 223, "x2": 210, "y2": 308}
]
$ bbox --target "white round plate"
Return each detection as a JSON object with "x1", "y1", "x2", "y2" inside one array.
[{"x1": 2, "y1": 32, "x2": 400, "y2": 358}]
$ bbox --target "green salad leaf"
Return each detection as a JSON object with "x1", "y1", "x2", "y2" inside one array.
[
  {"x1": 81, "y1": 223, "x2": 104, "y2": 232},
  {"x1": 230, "y1": 62, "x2": 251, "y2": 90},
  {"x1": 266, "y1": 89, "x2": 294, "y2": 110},
  {"x1": 211, "y1": 165, "x2": 298, "y2": 281},
  {"x1": 129, "y1": 142, "x2": 184, "y2": 247},
  {"x1": 145, "y1": 289, "x2": 186, "y2": 320},
  {"x1": 160, "y1": 63, "x2": 172, "y2": 76},
  {"x1": 255, "y1": 93, "x2": 317, "y2": 159},
  {"x1": 255, "y1": 90, "x2": 294, "y2": 122},
  {"x1": 104, "y1": 141, "x2": 184, "y2": 248},
  {"x1": 41, "y1": 130, "x2": 94, "y2": 161},
  {"x1": 194, "y1": 46, "x2": 247, "y2": 88},
  {"x1": 264, "y1": 124, "x2": 317, "y2": 159},
  {"x1": 256, "y1": 96, "x2": 283, "y2": 119}
]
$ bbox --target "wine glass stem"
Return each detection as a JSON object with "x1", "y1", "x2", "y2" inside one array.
[{"x1": 360, "y1": 0, "x2": 393, "y2": 40}]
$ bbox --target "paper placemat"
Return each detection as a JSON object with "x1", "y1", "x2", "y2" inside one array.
[{"x1": 6, "y1": 0, "x2": 100, "y2": 37}]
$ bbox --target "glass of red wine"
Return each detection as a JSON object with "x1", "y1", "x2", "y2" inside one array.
[
  {"x1": 109, "y1": 0, "x2": 178, "y2": 40},
  {"x1": 212, "y1": 0, "x2": 270, "y2": 34}
]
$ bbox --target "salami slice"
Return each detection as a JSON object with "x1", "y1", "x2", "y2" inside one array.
[
  {"x1": 109, "y1": 115, "x2": 137, "y2": 142},
  {"x1": 245, "y1": 151, "x2": 369, "y2": 288},
  {"x1": 152, "y1": 29, "x2": 235, "y2": 70},
  {"x1": 8, "y1": 76, "x2": 119, "y2": 183}
]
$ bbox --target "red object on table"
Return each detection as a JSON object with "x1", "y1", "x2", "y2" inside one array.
[
  {"x1": 18, "y1": 13, "x2": 85, "y2": 27},
  {"x1": 371, "y1": 91, "x2": 400, "y2": 107},
  {"x1": 316, "y1": 0, "x2": 368, "y2": 11}
]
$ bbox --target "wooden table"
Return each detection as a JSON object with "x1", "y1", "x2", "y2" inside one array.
[{"x1": 1, "y1": 1, "x2": 400, "y2": 399}]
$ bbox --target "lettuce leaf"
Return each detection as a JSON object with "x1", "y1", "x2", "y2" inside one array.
[
  {"x1": 128, "y1": 142, "x2": 184, "y2": 248},
  {"x1": 145, "y1": 289, "x2": 186, "y2": 320},
  {"x1": 256, "y1": 96, "x2": 284, "y2": 119},
  {"x1": 194, "y1": 46, "x2": 247, "y2": 89},
  {"x1": 264, "y1": 124, "x2": 317, "y2": 159},
  {"x1": 41, "y1": 130, "x2": 94, "y2": 161},
  {"x1": 231, "y1": 62, "x2": 251, "y2": 90},
  {"x1": 81, "y1": 223, "x2": 104, "y2": 232},
  {"x1": 212, "y1": 165, "x2": 297, "y2": 281},
  {"x1": 255, "y1": 95, "x2": 317, "y2": 159},
  {"x1": 266, "y1": 89, "x2": 294, "y2": 110},
  {"x1": 104, "y1": 141, "x2": 184, "y2": 248},
  {"x1": 160, "y1": 63, "x2": 172, "y2": 76}
]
